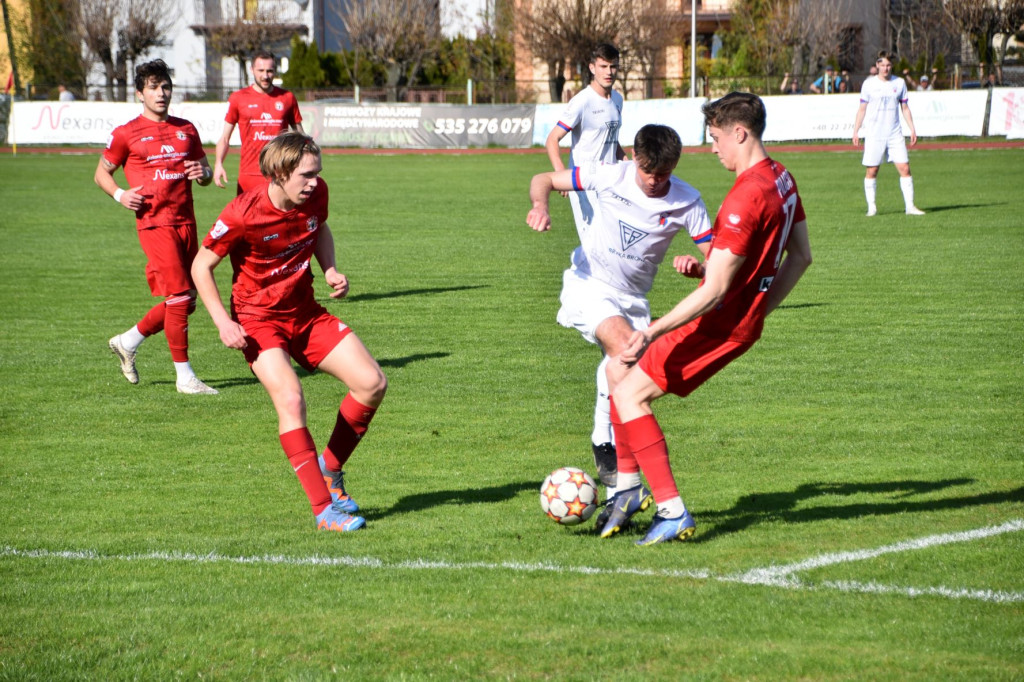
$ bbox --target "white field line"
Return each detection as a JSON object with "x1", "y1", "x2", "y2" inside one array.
[{"x1": 2, "y1": 519, "x2": 1022, "y2": 604}]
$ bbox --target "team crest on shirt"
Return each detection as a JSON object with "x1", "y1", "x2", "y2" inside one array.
[
  {"x1": 306, "y1": 216, "x2": 318, "y2": 232},
  {"x1": 619, "y1": 221, "x2": 648, "y2": 251},
  {"x1": 275, "y1": 101, "x2": 284, "y2": 111},
  {"x1": 176, "y1": 131, "x2": 187, "y2": 141},
  {"x1": 210, "y1": 220, "x2": 229, "y2": 239}
]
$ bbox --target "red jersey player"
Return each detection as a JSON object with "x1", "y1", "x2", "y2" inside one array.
[
  {"x1": 95, "y1": 59, "x2": 218, "y2": 395},
  {"x1": 601, "y1": 92, "x2": 813, "y2": 545},
  {"x1": 191, "y1": 132, "x2": 387, "y2": 533},
  {"x1": 213, "y1": 50, "x2": 304, "y2": 195}
]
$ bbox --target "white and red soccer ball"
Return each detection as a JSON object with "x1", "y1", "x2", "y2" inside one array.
[{"x1": 540, "y1": 467, "x2": 598, "y2": 525}]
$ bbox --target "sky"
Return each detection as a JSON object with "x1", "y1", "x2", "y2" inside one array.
[{"x1": 442, "y1": 0, "x2": 489, "y2": 38}]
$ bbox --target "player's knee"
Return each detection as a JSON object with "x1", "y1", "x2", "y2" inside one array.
[{"x1": 275, "y1": 387, "x2": 307, "y2": 423}]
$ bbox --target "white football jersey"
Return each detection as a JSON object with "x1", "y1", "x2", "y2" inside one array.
[
  {"x1": 859, "y1": 76, "x2": 909, "y2": 138},
  {"x1": 571, "y1": 161, "x2": 711, "y2": 295},
  {"x1": 556, "y1": 86, "x2": 624, "y2": 166}
]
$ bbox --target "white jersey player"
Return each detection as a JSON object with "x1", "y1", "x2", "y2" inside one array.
[
  {"x1": 544, "y1": 44, "x2": 629, "y2": 490},
  {"x1": 852, "y1": 51, "x2": 924, "y2": 216},
  {"x1": 528, "y1": 124, "x2": 711, "y2": 515}
]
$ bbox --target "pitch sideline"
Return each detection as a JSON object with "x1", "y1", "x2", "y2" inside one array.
[{"x1": 2, "y1": 518, "x2": 1022, "y2": 604}]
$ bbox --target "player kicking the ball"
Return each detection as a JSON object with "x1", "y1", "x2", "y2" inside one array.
[
  {"x1": 191, "y1": 132, "x2": 387, "y2": 532},
  {"x1": 95, "y1": 59, "x2": 218, "y2": 395},
  {"x1": 605, "y1": 93, "x2": 812, "y2": 544},
  {"x1": 527, "y1": 124, "x2": 713, "y2": 528}
]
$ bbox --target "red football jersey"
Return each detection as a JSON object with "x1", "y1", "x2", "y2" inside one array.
[
  {"x1": 103, "y1": 115, "x2": 205, "y2": 229},
  {"x1": 225, "y1": 86, "x2": 303, "y2": 180},
  {"x1": 696, "y1": 158, "x2": 806, "y2": 343},
  {"x1": 203, "y1": 180, "x2": 329, "y2": 321}
]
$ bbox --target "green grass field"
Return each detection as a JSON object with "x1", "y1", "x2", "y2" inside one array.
[{"x1": 1, "y1": 145, "x2": 1022, "y2": 680}]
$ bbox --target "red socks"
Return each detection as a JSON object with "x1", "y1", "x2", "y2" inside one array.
[
  {"x1": 163, "y1": 294, "x2": 192, "y2": 363},
  {"x1": 321, "y1": 394, "x2": 377, "y2": 471},
  {"x1": 137, "y1": 301, "x2": 165, "y2": 337},
  {"x1": 618, "y1": 414, "x2": 679, "y2": 504},
  {"x1": 280, "y1": 428, "x2": 331, "y2": 515},
  {"x1": 609, "y1": 398, "x2": 639, "y2": 476}
]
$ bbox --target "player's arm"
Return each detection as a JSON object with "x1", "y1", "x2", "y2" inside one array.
[
  {"x1": 673, "y1": 241, "x2": 711, "y2": 278},
  {"x1": 621, "y1": 247, "x2": 746, "y2": 364},
  {"x1": 545, "y1": 124, "x2": 569, "y2": 172},
  {"x1": 900, "y1": 101, "x2": 918, "y2": 146},
  {"x1": 291, "y1": 122, "x2": 305, "y2": 134},
  {"x1": 852, "y1": 101, "x2": 868, "y2": 146},
  {"x1": 191, "y1": 245, "x2": 248, "y2": 349},
  {"x1": 213, "y1": 121, "x2": 236, "y2": 188},
  {"x1": 184, "y1": 156, "x2": 214, "y2": 187},
  {"x1": 313, "y1": 222, "x2": 349, "y2": 299},
  {"x1": 94, "y1": 156, "x2": 145, "y2": 211},
  {"x1": 527, "y1": 169, "x2": 576, "y2": 232},
  {"x1": 764, "y1": 219, "x2": 812, "y2": 316}
]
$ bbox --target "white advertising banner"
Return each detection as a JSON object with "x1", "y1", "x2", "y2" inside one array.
[
  {"x1": 7, "y1": 101, "x2": 235, "y2": 146},
  {"x1": 987, "y1": 88, "x2": 1024, "y2": 139},
  {"x1": 534, "y1": 97, "x2": 708, "y2": 149},
  {"x1": 761, "y1": 90, "x2": 989, "y2": 142}
]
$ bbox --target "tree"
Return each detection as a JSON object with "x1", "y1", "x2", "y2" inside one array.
[
  {"x1": 201, "y1": 2, "x2": 305, "y2": 87},
  {"x1": 616, "y1": 0, "x2": 680, "y2": 99},
  {"x1": 281, "y1": 35, "x2": 326, "y2": 89},
  {"x1": 16, "y1": 0, "x2": 88, "y2": 96},
  {"x1": 333, "y1": 0, "x2": 441, "y2": 102},
  {"x1": 944, "y1": 0, "x2": 1024, "y2": 78},
  {"x1": 516, "y1": 0, "x2": 620, "y2": 102},
  {"x1": 79, "y1": 0, "x2": 170, "y2": 101}
]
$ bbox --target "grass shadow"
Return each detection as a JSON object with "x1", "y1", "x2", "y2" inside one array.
[
  {"x1": 693, "y1": 479, "x2": 1024, "y2": 543},
  {"x1": 365, "y1": 480, "x2": 537, "y2": 520},
  {"x1": 345, "y1": 285, "x2": 489, "y2": 304}
]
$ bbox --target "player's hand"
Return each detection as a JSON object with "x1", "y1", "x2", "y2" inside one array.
[
  {"x1": 120, "y1": 185, "x2": 147, "y2": 211},
  {"x1": 183, "y1": 159, "x2": 207, "y2": 182},
  {"x1": 526, "y1": 207, "x2": 552, "y2": 232},
  {"x1": 673, "y1": 254, "x2": 704, "y2": 278},
  {"x1": 558, "y1": 190, "x2": 570, "y2": 198},
  {"x1": 620, "y1": 329, "x2": 651, "y2": 365},
  {"x1": 909, "y1": 131, "x2": 918, "y2": 147},
  {"x1": 216, "y1": 319, "x2": 248, "y2": 350},
  {"x1": 213, "y1": 165, "x2": 228, "y2": 189},
  {"x1": 852, "y1": 134, "x2": 860, "y2": 147},
  {"x1": 325, "y1": 269, "x2": 349, "y2": 299}
]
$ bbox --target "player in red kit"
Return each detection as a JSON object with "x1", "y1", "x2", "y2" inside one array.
[
  {"x1": 213, "y1": 50, "x2": 304, "y2": 194},
  {"x1": 192, "y1": 132, "x2": 387, "y2": 532},
  {"x1": 95, "y1": 59, "x2": 218, "y2": 395},
  {"x1": 601, "y1": 92, "x2": 813, "y2": 544}
]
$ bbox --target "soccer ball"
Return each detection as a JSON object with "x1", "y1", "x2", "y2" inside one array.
[{"x1": 540, "y1": 467, "x2": 598, "y2": 525}]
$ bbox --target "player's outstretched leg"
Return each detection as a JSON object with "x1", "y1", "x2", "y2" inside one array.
[
  {"x1": 318, "y1": 454, "x2": 359, "y2": 513},
  {"x1": 637, "y1": 510, "x2": 696, "y2": 545},
  {"x1": 109, "y1": 334, "x2": 139, "y2": 384},
  {"x1": 599, "y1": 485, "x2": 653, "y2": 538}
]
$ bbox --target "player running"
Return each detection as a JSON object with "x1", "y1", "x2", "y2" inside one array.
[
  {"x1": 95, "y1": 58, "x2": 218, "y2": 395},
  {"x1": 192, "y1": 132, "x2": 387, "y2": 532},
  {"x1": 528, "y1": 124, "x2": 713, "y2": 526},
  {"x1": 603, "y1": 92, "x2": 812, "y2": 545},
  {"x1": 213, "y1": 50, "x2": 304, "y2": 195}
]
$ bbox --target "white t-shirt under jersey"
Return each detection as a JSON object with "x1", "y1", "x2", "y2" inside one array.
[{"x1": 570, "y1": 160, "x2": 712, "y2": 295}]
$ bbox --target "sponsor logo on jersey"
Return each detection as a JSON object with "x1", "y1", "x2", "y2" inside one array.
[
  {"x1": 306, "y1": 216, "x2": 318, "y2": 232},
  {"x1": 160, "y1": 144, "x2": 176, "y2": 154},
  {"x1": 210, "y1": 220, "x2": 229, "y2": 239},
  {"x1": 140, "y1": 136, "x2": 154, "y2": 142},
  {"x1": 152, "y1": 168, "x2": 185, "y2": 180},
  {"x1": 253, "y1": 131, "x2": 277, "y2": 141},
  {"x1": 261, "y1": 112, "x2": 274, "y2": 120},
  {"x1": 729, "y1": 213, "x2": 741, "y2": 224},
  {"x1": 263, "y1": 233, "x2": 279, "y2": 241},
  {"x1": 609, "y1": 192, "x2": 632, "y2": 207},
  {"x1": 619, "y1": 220, "x2": 648, "y2": 251},
  {"x1": 759, "y1": 275, "x2": 775, "y2": 292}
]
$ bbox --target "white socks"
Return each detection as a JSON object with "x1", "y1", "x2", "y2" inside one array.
[
  {"x1": 657, "y1": 496, "x2": 687, "y2": 519},
  {"x1": 592, "y1": 355, "x2": 612, "y2": 445},
  {"x1": 119, "y1": 325, "x2": 146, "y2": 352},
  {"x1": 173, "y1": 361, "x2": 197, "y2": 383},
  {"x1": 864, "y1": 178, "x2": 877, "y2": 214},
  {"x1": 899, "y1": 176, "x2": 916, "y2": 210}
]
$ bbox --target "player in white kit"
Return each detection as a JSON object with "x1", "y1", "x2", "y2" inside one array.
[
  {"x1": 545, "y1": 43, "x2": 628, "y2": 492},
  {"x1": 852, "y1": 51, "x2": 924, "y2": 216},
  {"x1": 529, "y1": 124, "x2": 712, "y2": 523}
]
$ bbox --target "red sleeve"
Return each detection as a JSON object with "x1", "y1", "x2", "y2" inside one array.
[
  {"x1": 224, "y1": 92, "x2": 240, "y2": 125},
  {"x1": 203, "y1": 202, "x2": 246, "y2": 257},
  {"x1": 711, "y1": 186, "x2": 760, "y2": 258},
  {"x1": 103, "y1": 126, "x2": 129, "y2": 168},
  {"x1": 288, "y1": 92, "x2": 303, "y2": 125},
  {"x1": 186, "y1": 122, "x2": 206, "y2": 161}
]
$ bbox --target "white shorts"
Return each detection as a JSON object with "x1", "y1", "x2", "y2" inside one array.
[
  {"x1": 862, "y1": 130, "x2": 909, "y2": 167},
  {"x1": 556, "y1": 266, "x2": 650, "y2": 345}
]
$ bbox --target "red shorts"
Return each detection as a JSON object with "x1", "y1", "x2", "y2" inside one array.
[
  {"x1": 137, "y1": 224, "x2": 197, "y2": 297},
  {"x1": 239, "y1": 306, "x2": 352, "y2": 372},
  {"x1": 639, "y1": 320, "x2": 754, "y2": 397}
]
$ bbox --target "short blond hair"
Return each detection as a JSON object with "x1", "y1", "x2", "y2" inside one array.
[{"x1": 259, "y1": 132, "x2": 321, "y2": 183}]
